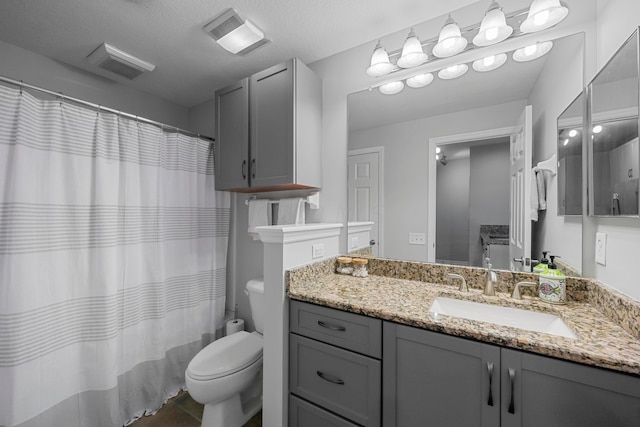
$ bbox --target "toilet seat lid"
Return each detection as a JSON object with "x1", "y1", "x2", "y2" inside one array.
[{"x1": 188, "y1": 331, "x2": 262, "y2": 380}]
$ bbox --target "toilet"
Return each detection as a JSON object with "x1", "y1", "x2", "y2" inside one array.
[{"x1": 185, "y1": 279, "x2": 264, "y2": 427}]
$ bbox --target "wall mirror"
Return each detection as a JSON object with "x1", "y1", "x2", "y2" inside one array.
[
  {"x1": 347, "y1": 31, "x2": 584, "y2": 273},
  {"x1": 588, "y1": 28, "x2": 640, "y2": 217},
  {"x1": 557, "y1": 92, "x2": 584, "y2": 216}
]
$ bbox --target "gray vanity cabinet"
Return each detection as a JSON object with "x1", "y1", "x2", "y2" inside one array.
[
  {"x1": 383, "y1": 322, "x2": 501, "y2": 427},
  {"x1": 289, "y1": 300, "x2": 382, "y2": 427},
  {"x1": 501, "y1": 348, "x2": 640, "y2": 427},
  {"x1": 383, "y1": 322, "x2": 640, "y2": 427},
  {"x1": 215, "y1": 58, "x2": 322, "y2": 192}
]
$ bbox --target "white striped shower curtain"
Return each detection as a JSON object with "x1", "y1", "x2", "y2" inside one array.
[{"x1": 0, "y1": 84, "x2": 230, "y2": 426}]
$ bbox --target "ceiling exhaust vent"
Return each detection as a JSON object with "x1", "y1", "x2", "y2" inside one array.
[
  {"x1": 203, "y1": 9, "x2": 270, "y2": 55},
  {"x1": 86, "y1": 43, "x2": 155, "y2": 80}
]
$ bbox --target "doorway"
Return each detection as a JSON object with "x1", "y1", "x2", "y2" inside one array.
[{"x1": 435, "y1": 137, "x2": 510, "y2": 267}]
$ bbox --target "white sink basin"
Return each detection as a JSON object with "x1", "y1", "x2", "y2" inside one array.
[{"x1": 429, "y1": 297, "x2": 577, "y2": 339}]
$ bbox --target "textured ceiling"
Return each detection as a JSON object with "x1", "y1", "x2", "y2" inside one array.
[{"x1": 0, "y1": 0, "x2": 478, "y2": 108}]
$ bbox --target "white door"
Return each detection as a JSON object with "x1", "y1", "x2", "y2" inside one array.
[
  {"x1": 509, "y1": 105, "x2": 533, "y2": 271},
  {"x1": 348, "y1": 149, "x2": 381, "y2": 256}
]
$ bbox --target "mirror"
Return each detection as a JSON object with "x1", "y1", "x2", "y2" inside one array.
[
  {"x1": 588, "y1": 29, "x2": 640, "y2": 217},
  {"x1": 557, "y1": 92, "x2": 584, "y2": 216},
  {"x1": 347, "y1": 32, "x2": 584, "y2": 273}
]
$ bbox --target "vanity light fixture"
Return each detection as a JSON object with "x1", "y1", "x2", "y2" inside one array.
[
  {"x1": 397, "y1": 29, "x2": 428, "y2": 68},
  {"x1": 406, "y1": 72, "x2": 434, "y2": 88},
  {"x1": 593, "y1": 125, "x2": 603, "y2": 134},
  {"x1": 379, "y1": 80, "x2": 405, "y2": 95},
  {"x1": 366, "y1": 40, "x2": 395, "y2": 77},
  {"x1": 472, "y1": 53, "x2": 507, "y2": 72},
  {"x1": 520, "y1": 0, "x2": 569, "y2": 33},
  {"x1": 432, "y1": 15, "x2": 468, "y2": 58},
  {"x1": 203, "y1": 8, "x2": 270, "y2": 55},
  {"x1": 513, "y1": 40, "x2": 553, "y2": 62},
  {"x1": 569, "y1": 129, "x2": 578, "y2": 137},
  {"x1": 438, "y1": 63, "x2": 469, "y2": 80},
  {"x1": 473, "y1": 2, "x2": 513, "y2": 47}
]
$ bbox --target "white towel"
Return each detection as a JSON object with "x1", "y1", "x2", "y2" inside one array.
[
  {"x1": 248, "y1": 199, "x2": 271, "y2": 236},
  {"x1": 277, "y1": 197, "x2": 305, "y2": 225},
  {"x1": 530, "y1": 168, "x2": 547, "y2": 222}
]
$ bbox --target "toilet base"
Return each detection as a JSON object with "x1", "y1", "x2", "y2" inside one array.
[
  {"x1": 201, "y1": 393, "x2": 261, "y2": 427},
  {"x1": 200, "y1": 370, "x2": 262, "y2": 427}
]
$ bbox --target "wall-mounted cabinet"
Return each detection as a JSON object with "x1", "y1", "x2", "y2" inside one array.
[
  {"x1": 215, "y1": 58, "x2": 322, "y2": 192},
  {"x1": 588, "y1": 28, "x2": 640, "y2": 216}
]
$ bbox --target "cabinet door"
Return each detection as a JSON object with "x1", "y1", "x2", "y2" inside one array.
[
  {"x1": 383, "y1": 322, "x2": 500, "y2": 427},
  {"x1": 250, "y1": 59, "x2": 294, "y2": 188},
  {"x1": 215, "y1": 79, "x2": 249, "y2": 190},
  {"x1": 501, "y1": 348, "x2": 640, "y2": 427}
]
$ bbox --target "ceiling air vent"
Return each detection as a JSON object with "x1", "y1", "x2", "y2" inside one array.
[
  {"x1": 86, "y1": 43, "x2": 155, "y2": 80},
  {"x1": 203, "y1": 8, "x2": 270, "y2": 56}
]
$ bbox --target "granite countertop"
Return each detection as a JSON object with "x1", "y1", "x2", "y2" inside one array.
[
  {"x1": 287, "y1": 261, "x2": 640, "y2": 376},
  {"x1": 480, "y1": 224, "x2": 509, "y2": 246}
]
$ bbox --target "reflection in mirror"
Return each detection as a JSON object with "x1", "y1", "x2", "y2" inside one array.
[
  {"x1": 589, "y1": 29, "x2": 640, "y2": 217},
  {"x1": 348, "y1": 32, "x2": 584, "y2": 273},
  {"x1": 557, "y1": 92, "x2": 584, "y2": 216}
]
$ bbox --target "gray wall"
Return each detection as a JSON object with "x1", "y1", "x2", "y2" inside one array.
[
  {"x1": 468, "y1": 142, "x2": 510, "y2": 266},
  {"x1": 436, "y1": 157, "x2": 470, "y2": 264}
]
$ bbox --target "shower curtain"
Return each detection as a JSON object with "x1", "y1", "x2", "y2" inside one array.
[{"x1": 0, "y1": 84, "x2": 230, "y2": 426}]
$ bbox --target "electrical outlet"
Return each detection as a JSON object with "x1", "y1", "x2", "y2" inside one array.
[
  {"x1": 595, "y1": 232, "x2": 607, "y2": 265},
  {"x1": 409, "y1": 233, "x2": 426, "y2": 245},
  {"x1": 312, "y1": 244, "x2": 324, "y2": 259}
]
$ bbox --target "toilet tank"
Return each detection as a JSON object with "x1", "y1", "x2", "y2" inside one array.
[{"x1": 246, "y1": 279, "x2": 265, "y2": 334}]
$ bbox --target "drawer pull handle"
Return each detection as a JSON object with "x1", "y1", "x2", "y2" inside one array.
[
  {"x1": 317, "y1": 321, "x2": 346, "y2": 332},
  {"x1": 487, "y1": 362, "x2": 494, "y2": 407},
  {"x1": 241, "y1": 160, "x2": 247, "y2": 179},
  {"x1": 508, "y1": 368, "x2": 516, "y2": 414},
  {"x1": 316, "y1": 371, "x2": 344, "y2": 385}
]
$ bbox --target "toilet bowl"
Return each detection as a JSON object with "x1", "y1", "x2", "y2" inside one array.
[{"x1": 185, "y1": 279, "x2": 264, "y2": 427}]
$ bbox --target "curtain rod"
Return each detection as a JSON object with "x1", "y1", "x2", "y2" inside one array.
[{"x1": 0, "y1": 74, "x2": 213, "y2": 142}]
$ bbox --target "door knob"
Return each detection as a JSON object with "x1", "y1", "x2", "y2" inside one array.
[{"x1": 370, "y1": 240, "x2": 376, "y2": 246}]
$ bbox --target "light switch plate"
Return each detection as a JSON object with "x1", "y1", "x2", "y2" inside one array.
[{"x1": 595, "y1": 232, "x2": 607, "y2": 265}]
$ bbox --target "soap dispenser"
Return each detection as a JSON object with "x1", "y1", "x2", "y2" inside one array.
[
  {"x1": 533, "y1": 251, "x2": 550, "y2": 274},
  {"x1": 538, "y1": 255, "x2": 566, "y2": 304}
]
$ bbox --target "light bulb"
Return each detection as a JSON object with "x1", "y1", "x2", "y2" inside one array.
[
  {"x1": 379, "y1": 81, "x2": 404, "y2": 95},
  {"x1": 406, "y1": 73, "x2": 434, "y2": 88},
  {"x1": 436, "y1": 147, "x2": 441, "y2": 154},
  {"x1": 433, "y1": 15, "x2": 468, "y2": 58},
  {"x1": 438, "y1": 63, "x2": 468, "y2": 80},
  {"x1": 520, "y1": 0, "x2": 569, "y2": 33},
  {"x1": 563, "y1": 138, "x2": 569, "y2": 146},
  {"x1": 472, "y1": 53, "x2": 507, "y2": 72},
  {"x1": 513, "y1": 41, "x2": 553, "y2": 62},
  {"x1": 366, "y1": 40, "x2": 394, "y2": 77},
  {"x1": 569, "y1": 129, "x2": 578, "y2": 137},
  {"x1": 473, "y1": 2, "x2": 513, "y2": 47},
  {"x1": 593, "y1": 125, "x2": 603, "y2": 134},
  {"x1": 397, "y1": 29, "x2": 428, "y2": 68}
]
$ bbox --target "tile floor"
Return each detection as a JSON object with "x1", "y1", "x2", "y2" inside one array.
[{"x1": 130, "y1": 391, "x2": 262, "y2": 427}]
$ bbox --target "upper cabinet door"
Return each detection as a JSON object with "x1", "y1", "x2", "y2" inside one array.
[
  {"x1": 250, "y1": 60, "x2": 295, "y2": 188},
  {"x1": 215, "y1": 78, "x2": 249, "y2": 191}
]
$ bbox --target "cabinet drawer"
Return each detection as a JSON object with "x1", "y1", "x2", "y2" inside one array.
[
  {"x1": 290, "y1": 300, "x2": 382, "y2": 358},
  {"x1": 289, "y1": 395, "x2": 360, "y2": 427},
  {"x1": 290, "y1": 334, "x2": 381, "y2": 427}
]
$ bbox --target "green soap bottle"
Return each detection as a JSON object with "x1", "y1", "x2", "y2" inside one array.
[
  {"x1": 539, "y1": 255, "x2": 566, "y2": 304},
  {"x1": 533, "y1": 251, "x2": 550, "y2": 274}
]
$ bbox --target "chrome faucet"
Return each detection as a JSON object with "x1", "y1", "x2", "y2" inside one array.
[
  {"x1": 484, "y1": 258, "x2": 497, "y2": 296},
  {"x1": 447, "y1": 273, "x2": 468, "y2": 292},
  {"x1": 512, "y1": 281, "x2": 538, "y2": 300}
]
